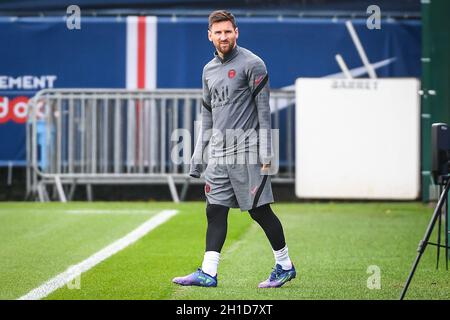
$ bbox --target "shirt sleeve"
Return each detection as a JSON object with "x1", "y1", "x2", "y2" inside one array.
[
  {"x1": 247, "y1": 58, "x2": 272, "y2": 165},
  {"x1": 189, "y1": 69, "x2": 213, "y2": 178}
]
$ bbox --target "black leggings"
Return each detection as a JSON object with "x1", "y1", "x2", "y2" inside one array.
[
  {"x1": 205, "y1": 203, "x2": 286, "y2": 252},
  {"x1": 248, "y1": 204, "x2": 286, "y2": 251},
  {"x1": 205, "y1": 203, "x2": 229, "y2": 252}
]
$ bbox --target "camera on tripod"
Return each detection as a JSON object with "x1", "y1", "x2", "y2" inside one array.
[
  {"x1": 400, "y1": 122, "x2": 450, "y2": 299},
  {"x1": 432, "y1": 123, "x2": 450, "y2": 184}
]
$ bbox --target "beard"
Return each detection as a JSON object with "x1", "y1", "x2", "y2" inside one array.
[{"x1": 215, "y1": 40, "x2": 235, "y2": 55}]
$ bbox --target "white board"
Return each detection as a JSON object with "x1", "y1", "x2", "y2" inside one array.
[{"x1": 295, "y1": 78, "x2": 420, "y2": 200}]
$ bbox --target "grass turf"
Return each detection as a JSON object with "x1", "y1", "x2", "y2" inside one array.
[{"x1": 0, "y1": 201, "x2": 449, "y2": 300}]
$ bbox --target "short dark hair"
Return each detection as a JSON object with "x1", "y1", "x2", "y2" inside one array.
[{"x1": 208, "y1": 10, "x2": 237, "y2": 30}]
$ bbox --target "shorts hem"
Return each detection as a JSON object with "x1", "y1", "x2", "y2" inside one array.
[
  {"x1": 239, "y1": 200, "x2": 275, "y2": 212},
  {"x1": 206, "y1": 198, "x2": 239, "y2": 209}
]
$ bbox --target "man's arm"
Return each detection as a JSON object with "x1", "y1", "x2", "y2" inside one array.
[
  {"x1": 248, "y1": 58, "x2": 272, "y2": 166},
  {"x1": 189, "y1": 70, "x2": 213, "y2": 178}
]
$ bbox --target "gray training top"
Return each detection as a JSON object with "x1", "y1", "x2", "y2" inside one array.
[{"x1": 189, "y1": 45, "x2": 273, "y2": 178}]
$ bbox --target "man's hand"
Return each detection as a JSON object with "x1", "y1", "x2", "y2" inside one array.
[
  {"x1": 261, "y1": 163, "x2": 271, "y2": 175},
  {"x1": 189, "y1": 172, "x2": 201, "y2": 179},
  {"x1": 189, "y1": 164, "x2": 203, "y2": 179}
]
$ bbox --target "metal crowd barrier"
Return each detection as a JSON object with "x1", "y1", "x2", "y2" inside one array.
[{"x1": 26, "y1": 88, "x2": 295, "y2": 202}]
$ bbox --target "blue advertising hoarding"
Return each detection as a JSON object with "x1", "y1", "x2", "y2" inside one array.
[{"x1": 0, "y1": 16, "x2": 421, "y2": 165}]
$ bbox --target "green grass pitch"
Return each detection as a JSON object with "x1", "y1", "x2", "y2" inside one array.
[{"x1": 0, "y1": 201, "x2": 449, "y2": 300}]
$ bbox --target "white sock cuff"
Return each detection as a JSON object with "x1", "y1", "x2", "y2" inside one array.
[
  {"x1": 202, "y1": 251, "x2": 220, "y2": 277},
  {"x1": 273, "y1": 245, "x2": 292, "y2": 270},
  {"x1": 204, "y1": 251, "x2": 220, "y2": 260},
  {"x1": 273, "y1": 245, "x2": 289, "y2": 256}
]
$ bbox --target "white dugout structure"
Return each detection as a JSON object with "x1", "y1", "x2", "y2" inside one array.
[{"x1": 295, "y1": 78, "x2": 421, "y2": 200}]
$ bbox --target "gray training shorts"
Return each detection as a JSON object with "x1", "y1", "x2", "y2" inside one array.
[{"x1": 204, "y1": 156, "x2": 274, "y2": 211}]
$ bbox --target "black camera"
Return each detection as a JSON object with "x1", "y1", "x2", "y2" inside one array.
[{"x1": 431, "y1": 123, "x2": 450, "y2": 183}]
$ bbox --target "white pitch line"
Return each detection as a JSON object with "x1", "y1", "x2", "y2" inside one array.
[
  {"x1": 65, "y1": 209, "x2": 157, "y2": 215},
  {"x1": 18, "y1": 209, "x2": 178, "y2": 300}
]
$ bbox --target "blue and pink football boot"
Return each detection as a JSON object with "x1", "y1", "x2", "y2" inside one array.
[
  {"x1": 258, "y1": 264, "x2": 296, "y2": 288},
  {"x1": 172, "y1": 268, "x2": 218, "y2": 287}
]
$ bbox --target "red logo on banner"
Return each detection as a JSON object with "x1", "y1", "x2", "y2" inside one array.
[
  {"x1": 10, "y1": 97, "x2": 29, "y2": 124},
  {"x1": 0, "y1": 97, "x2": 9, "y2": 124},
  {"x1": 0, "y1": 96, "x2": 30, "y2": 124},
  {"x1": 228, "y1": 69, "x2": 236, "y2": 79}
]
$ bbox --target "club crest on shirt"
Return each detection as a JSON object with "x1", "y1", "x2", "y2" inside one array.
[
  {"x1": 205, "y1": 183, "x2": 211, "y2": 193},
  {"x1": 228, "y1": 69, "x2": 236, "y2": 79}
]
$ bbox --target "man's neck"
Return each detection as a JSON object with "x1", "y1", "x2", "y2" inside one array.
[{"x1": 217, "y1": 44, "x2": 237, "y2": 59}]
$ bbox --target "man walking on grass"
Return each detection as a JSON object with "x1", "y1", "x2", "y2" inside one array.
[{"x1": 172, "y1": 10, "x2": 296, "y2": 288}]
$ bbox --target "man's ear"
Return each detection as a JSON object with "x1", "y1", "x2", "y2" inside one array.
[
  {"x1": 208, "y1": 29, "x2": 212, "y2": 42},
  {"x1": 235, "y1": 28, "x2": 239, "y2": 39}
]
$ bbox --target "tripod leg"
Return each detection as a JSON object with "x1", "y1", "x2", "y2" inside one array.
[
  {"x1": 437, "y1": 197, "x2": 442, "y2": 270},
  {"x1": 400, "y1": 251, "x2": 425, "y2": 300},
  {"x1": 446, "y1": 194, "x2": 449, "y2": 271},
  {"x1": 400, "y1": 178, "x2": 450, "y2": 300}
]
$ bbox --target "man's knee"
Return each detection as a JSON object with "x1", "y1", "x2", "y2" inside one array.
[
  {"x1": 206, "y1": 203, "x2": 229, "y2": 222},
  {"x1": 248, "y1": 204, "x2": 271, "y2": 222}
]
